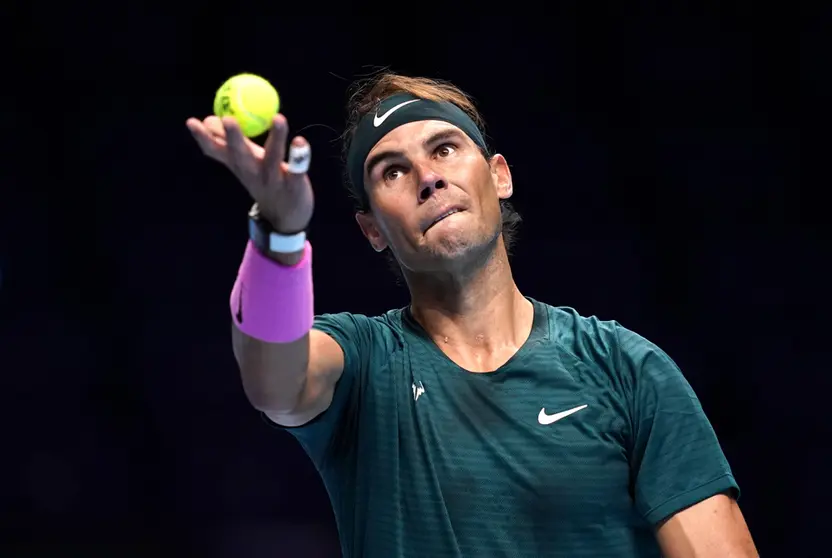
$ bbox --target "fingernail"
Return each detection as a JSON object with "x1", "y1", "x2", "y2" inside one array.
[{"x1": 287, "y1": 144, "x2": 311, "y2": 174}]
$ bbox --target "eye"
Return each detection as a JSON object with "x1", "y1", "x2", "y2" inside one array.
[
  {"x1": 435, "y1": 143, "x2": 457, "y2": 157},
  {"x1": 384, "y1": 166, "x2": 405, "y2": 181}
]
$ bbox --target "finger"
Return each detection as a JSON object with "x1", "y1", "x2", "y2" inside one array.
[
  {"x1": 211, "y1": 116, "x2": 264, "y2": 156},
  {"x1": 186, "y1": 118, "x2": 228, "y2": 163},
  {"x1": 262, "y1": 114, "x2": 289, "y2": 183},
  {"x1": 222, "y1": 117, "x2": 258, "y2": 174},
  {"x1": 203, "y1": 116, "x2": 227, "y2": 142},
  {"x1": 285, "y1": 136, "x2": 312, "y2": 182}
]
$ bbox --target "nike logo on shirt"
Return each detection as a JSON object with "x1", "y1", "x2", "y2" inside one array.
[
  {"x1": 373, "y1": 99, "x2": 420, "y2": 127},
  {"x1": 538, "y1": 404, "x2": 588, "y2": 425}
]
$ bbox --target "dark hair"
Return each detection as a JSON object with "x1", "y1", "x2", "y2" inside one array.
[{"x1": 342, "y1": 72, "x2": 522, "y2": 279}]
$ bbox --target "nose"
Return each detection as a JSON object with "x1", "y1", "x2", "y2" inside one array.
[{"x1": 417, "y1": 168, "x2": 448, "y2": 203}]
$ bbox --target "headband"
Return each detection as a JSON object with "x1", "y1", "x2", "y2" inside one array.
[{"x1": 347, "y1": 93, "x2": 487, "y2": 206}]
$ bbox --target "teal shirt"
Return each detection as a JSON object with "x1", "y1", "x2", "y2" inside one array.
[{"x1": 277, "y1": 299, "x2": 738, "y2": 557}]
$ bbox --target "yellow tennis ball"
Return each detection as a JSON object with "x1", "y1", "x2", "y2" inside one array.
[{"x1": 213, "y1": 73, "x2": 280, "y2": 138}]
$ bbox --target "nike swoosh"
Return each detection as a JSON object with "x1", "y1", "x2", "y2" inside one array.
[
  {"x1": 236, "y1": 285, "x2": 244, "y2": 324},
  {"x1": 538, "y1": 404, "x2": 588, "y2": 425},
  {"x1": 373, "y1": 99, "x2": 420, "y2": 127}
]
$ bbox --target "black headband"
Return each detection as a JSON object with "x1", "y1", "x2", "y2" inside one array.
[{"x1": 347, "y1": 93, "x2": 487, "y2": 206}]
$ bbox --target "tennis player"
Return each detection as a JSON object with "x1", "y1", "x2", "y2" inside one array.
[{"x1": 187, "y1": 72, "x2": 758, "y2": 557}]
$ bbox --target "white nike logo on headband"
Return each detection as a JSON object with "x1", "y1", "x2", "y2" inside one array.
[{"x1": 373, "y1": 99, "x2": 420, "y2": 127}]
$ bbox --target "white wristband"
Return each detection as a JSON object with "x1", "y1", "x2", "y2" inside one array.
[{"x1": 268, "y1": 230, "x2": 307, "y2": 254}]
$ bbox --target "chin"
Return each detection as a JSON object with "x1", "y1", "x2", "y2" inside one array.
[{"x1": 422, "y1": 224, "x2": 500, "y2": 263}]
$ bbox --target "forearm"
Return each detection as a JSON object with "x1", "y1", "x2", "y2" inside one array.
[
  {"x1": 232, "y1": 324, "x2": 310, "y2": 413},
  {"x1": 229, "y1": 241, "x2": 315, "y2": 414}
]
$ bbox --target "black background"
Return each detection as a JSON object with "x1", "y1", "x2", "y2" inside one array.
[{"x1": 3, "y1": 5, "x2": 822, "y2": 557}]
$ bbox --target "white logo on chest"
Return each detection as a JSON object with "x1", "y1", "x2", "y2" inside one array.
[
  {"x1": 412, "y1": 381, "x2": 425, "y2": 402},
  {"x1": 538, "y1": 404, "x2": 588, "y2": 425}
]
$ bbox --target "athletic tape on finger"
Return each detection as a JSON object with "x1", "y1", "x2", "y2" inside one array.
[{"x1": 287, "y1": 144, "x2": 311, "y2": 174}]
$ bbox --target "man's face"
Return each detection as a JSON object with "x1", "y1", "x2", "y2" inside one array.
[{"x1": 355, "y1": 120, "x2": 513, "y2": 273}]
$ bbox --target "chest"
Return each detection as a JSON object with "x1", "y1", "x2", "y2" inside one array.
[{"x1": 360, "y1": 345, "x2": 636, "y2": 523}]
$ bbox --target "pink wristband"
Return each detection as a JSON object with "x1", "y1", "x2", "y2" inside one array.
[{"x1": 230, "y1": 240, "x2": 314, "y2": 343}]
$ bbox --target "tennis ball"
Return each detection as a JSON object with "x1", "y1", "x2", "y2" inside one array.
[{"x1": 213, "y1": 73, "x2": 280, "y2": 138}]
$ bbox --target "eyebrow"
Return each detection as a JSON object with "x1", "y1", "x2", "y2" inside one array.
[{"x1": 364, "y1": 128, "x2": 465, "y2": 180}]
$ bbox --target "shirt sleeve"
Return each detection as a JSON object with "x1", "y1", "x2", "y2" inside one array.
[
  {"x1": 615, "y1": 324, "x2": 740, "y2": 526},
  {"x1": 268, "y1": 312, "x2": 374, "y2": 468}
]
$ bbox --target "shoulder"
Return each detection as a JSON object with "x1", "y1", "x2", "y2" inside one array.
[
  {"x1": 539, "y1": 302, "x2": 661, "y2": 364},
  {"x1": 538, "y1": 301, "x2": 692, "y2": 398},
  {"x1": 536, "y1": 301, "x2": 671, "y2": 390},
  {"x1": 313, "y1": 308, "x2": 409, "y2": 362},
  {"x1": 537, "y1": 302, "x2": 622, "y2": 364}
]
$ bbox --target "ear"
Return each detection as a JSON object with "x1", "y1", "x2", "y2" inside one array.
[
  {"x1": 355, "y1": 212, "x2": 388, "y2": 252},
  {"x1": 488, "y1": 154, "x2": 513, "y2": 200}
]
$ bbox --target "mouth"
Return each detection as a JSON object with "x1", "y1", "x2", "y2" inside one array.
[{"x1": 425, "y1": 207, "x2": 464, "y2": 232}]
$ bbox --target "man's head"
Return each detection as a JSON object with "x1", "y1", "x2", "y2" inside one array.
[{"x1": 342, "y1": 73, "x2": 521, "y2": 277}]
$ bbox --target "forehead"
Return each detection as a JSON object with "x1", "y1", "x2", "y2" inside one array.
[{"x1": 366, "y1": 120, "x2": 467, "y2": 160}]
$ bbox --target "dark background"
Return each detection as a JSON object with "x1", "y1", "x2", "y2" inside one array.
[{"x1": 3, "y1": 5, "x2": 822, "y2": 557}]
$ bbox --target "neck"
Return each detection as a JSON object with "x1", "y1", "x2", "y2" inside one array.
[{"x1": 405, "y1": 238, "x2": 533, "y2": 356}]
